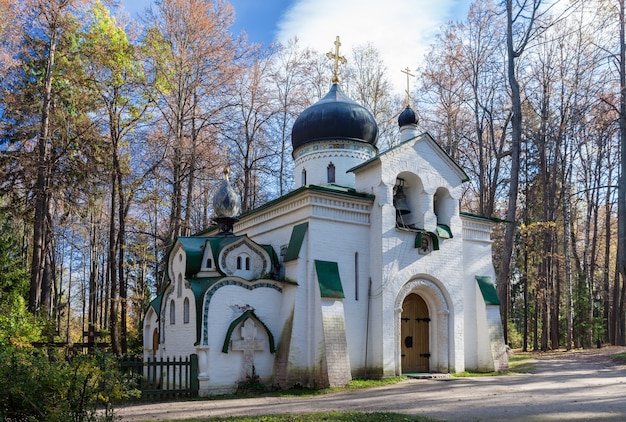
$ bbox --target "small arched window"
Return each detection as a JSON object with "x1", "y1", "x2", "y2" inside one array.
[
  {"x1": 177, "y1": 273, "x2": 182, "y2": 297},
  {"x1": 302, "y1": 169, "x2": 307, "y2": 186},
  {"x1": 169, "y1": 300, "x2": 175, "y2": 324},
  {"x1": 245, "y1": 256, "x2": 250, "y2": 271},
  {"x1": 183, "y1": 298, "x2": 190, "y2": 324},
  {"x1": 206, "y1": 258, "x2": 213, "y2": 268},
  {"x1": 237, "y1": 256, "x2": 242, "y2": 270},
  {"x1": 327, "y1": 162, "x2": 336, "y2": 183}
]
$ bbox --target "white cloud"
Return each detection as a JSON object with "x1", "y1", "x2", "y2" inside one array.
[{"x1": 276, "y1": 0, "x2": 469, "y2": 94}]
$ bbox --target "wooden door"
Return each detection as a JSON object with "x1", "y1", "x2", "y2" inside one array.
[
  {"x1": 152, "y1": 328, "x2": 159, "y2": 357},
  {"x1": 400, "y1": 294, "x2": 430, "y2": 373}
]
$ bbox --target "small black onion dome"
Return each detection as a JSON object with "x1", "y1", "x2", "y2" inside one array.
[
  {"x1": 291, "y1": 83, "x2": 379, "y2": 151},
  {"x1": 213, "y1": 169, "x2": 240, "y2": 218},
  {"x1": 398, "y1": 105, "x2": 418, "y2": 127}
]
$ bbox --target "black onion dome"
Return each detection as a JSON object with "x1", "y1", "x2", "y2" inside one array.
[
  {"x1": 291, "y1": 83, "x2": 379, "y2": 151},
  {"x1": 398, "y1": 105, "x2": 418, "y2": 127}
]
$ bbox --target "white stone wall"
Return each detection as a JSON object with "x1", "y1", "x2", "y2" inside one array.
[
  {"x1": 162, "y1": 288, "x2": 197, "y2": 359},
  {"x1": 320, "y1": 299, "x2": 351, "y2": 386},
  {"x1": 354, "y1": 133, "x2": 468, "y2": 375},
  {"x1": 235, "y1": 187, "x2": 374, "y2": 383},
  {"x1": 293, "y1": 140, "x2": 376, "y2": 188},
  {"x1": 201, "y1": 283, "x2": 284, "y2": 394},
  {"x1": 461, "y1": 215, "x2": 509, "y2": 371}
]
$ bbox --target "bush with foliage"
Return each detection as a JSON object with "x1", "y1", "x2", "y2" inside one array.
[
  {"x1": 0, "y1": 279, "x2": 139, "y2": 420},
  {"x1": 0, "y1": 344, "x2": 140, "y2": 421}
]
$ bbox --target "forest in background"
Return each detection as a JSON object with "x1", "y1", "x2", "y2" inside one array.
[{"x1": 1, "y1": 0, "x2": 626, "y2": 356}]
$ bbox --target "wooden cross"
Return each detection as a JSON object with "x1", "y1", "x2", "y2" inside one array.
[
  {"x1": 401, "y1": 67, "x2": 415, "y2": 107},
  {"x1": 231, "y1": 318, "x2": 264, "y2": 379},
  {"x1": 326, "y1": 36, "x2": 347, "y2": 83}
]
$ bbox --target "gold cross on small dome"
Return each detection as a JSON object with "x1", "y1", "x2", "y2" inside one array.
[
  {"x1": 326, "y1": 36, "x2": 347, "y2": 83},
  {"x1": 401, "y1": 67, "x2": 415, "y2": 107}
]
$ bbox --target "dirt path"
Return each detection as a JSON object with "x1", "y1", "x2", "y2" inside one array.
[{"x1": 116, "y1": 346, "x2": 626, "y2": 421}]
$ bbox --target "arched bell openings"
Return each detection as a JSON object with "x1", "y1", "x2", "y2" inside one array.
[
  {"x1": 393, "y1": 173, "x2": 425, "y2": 229},
  {"x1": 433, "y1": 187, "x2": 454, "y2": 234}
]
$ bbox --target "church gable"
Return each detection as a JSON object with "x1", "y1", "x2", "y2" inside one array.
[
  {"x1": 386, "y1": 133, "x2": 467, "y2": 192},
  {"x1": 217, "y1": 236, "x2": 272, "y2": 280},
  {"x1": 198, "y1": 240, "x2": 219, "y2": 277}
]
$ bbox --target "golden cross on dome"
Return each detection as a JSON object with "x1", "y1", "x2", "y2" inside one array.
[
  {"x1": 401, "y1": 67, "x2": 415, "y2": 107},
  {"x1": 326, "y1": 36, "x2": 347, "y2": 83}
]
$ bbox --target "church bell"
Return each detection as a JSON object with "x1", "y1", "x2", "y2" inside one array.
[{"x1": 393, "y1": 181, "x2": 411, "y2": 215}]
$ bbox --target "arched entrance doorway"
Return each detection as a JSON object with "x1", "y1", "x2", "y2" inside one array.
[{"x1": 401, "y1": 293, "x2": 430, "y2": 373}]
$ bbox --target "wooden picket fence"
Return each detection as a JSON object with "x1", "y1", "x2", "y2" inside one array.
[{"x1": 119, "y1": 354, "x2": 199, "y2": 399}]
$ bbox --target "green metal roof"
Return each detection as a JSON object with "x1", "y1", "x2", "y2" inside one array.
[
  {"x1": 177, "y1": 237, "x2": 208, "y2": 276},
  {"x1": 476, "y1": 276, "x2": 500, "y2": 305},
  {"x1": 149, "y1": 294, "x2": 163, "y2": 319},
  {"x1": 314, "y1": 260, "x2": 345, "y2": 299},
  {"x1": 177, "y1": 235, "x2": 278, "y2": 279},
  {"x1": 460, "y1": 212, "x2": 511, "y2": 224},
  {"x1": 262, "y1": 244, "x2": 281, "y2": 272},
  {"x1": 284, "y1": 222, "x2": 309, "y2": 262}
]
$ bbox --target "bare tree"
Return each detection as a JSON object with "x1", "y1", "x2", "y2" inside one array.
[
  {"x1": 499, "y1": 0, "x2": 544, "y2": 343},
  {"x1": 144, "y1": 0, "x2": 239, "y2": 250}
]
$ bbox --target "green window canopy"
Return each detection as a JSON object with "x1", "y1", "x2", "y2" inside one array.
[
  {"x1": 314, "y1": 260, "x2": 345, "y2": 299},
  {"x1": 476, "y1": 276, "x2": 500, "y2": 305},
  {"x1": 284, "y1": 222, "x2": 309, "y2": 262},
  {"x1": 436, "y1": 224, "x2": 453, "y2": 239}
]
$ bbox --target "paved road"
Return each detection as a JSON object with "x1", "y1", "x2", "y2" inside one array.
[{"x1": 116, "y1": 346, "x2": 626, "y2": 421}]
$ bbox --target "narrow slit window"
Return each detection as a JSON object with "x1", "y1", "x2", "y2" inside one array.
[
  {"x1": 354, "y1": 252, "x2": 359, "y2": 301},
  {"x1": 183, "y1": 298, "x2": 190, "y2": 324},
  {"x1": 327, "y1": 162, "x2": 336, "y2": 183},
  {"x1": 169, "y1": 300, "x2": 175, "y2": 324}
]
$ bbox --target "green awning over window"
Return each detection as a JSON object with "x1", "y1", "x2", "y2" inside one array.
[
  {"x1": 314, "y1": 260, "x2": 345, "y2": 299},
  {"x1": 476, "y1": 276, "x2": 500, "y2": 305},
  {"x1": 284, "y1": 222, "x2": 309, "y2": 262},
  {"x1": 436, "y1": 224, "x2": 453, "y2": 239}
]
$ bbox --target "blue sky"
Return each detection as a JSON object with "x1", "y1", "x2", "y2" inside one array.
[
  {"x1": 119, "y1": 0, "x2": 472, "y2": 93},
  {"x1": 120, "y1": 0, "x2": 294, "y2": 45}
]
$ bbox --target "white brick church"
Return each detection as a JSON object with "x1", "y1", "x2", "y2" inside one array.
[{"x1": 143, "y1": 41, "x2": 508, "y2": 396}]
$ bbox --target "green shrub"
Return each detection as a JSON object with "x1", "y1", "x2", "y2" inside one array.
[
  {"x1": 0, "y1": 346, "x2": 140, "y2": 421},
  {"x1": 0, "y1": 267, "x2": 140, "y2": 420}
]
